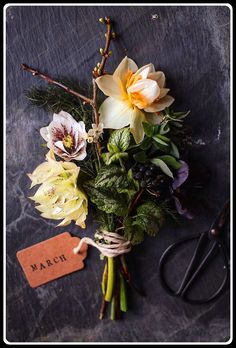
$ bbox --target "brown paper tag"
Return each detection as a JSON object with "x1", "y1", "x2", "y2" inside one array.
[{"x1": 16, "y1": 232, "x2": 87, "y2": 288}]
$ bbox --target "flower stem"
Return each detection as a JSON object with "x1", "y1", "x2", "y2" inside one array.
[
  {"x1": 119, "y1": 272, "x2": 128, "y2": 312},
  {"x1": 101, "y1": 260, "x2": 108, "y2": 296},
  {"x1": 105, "y1": 257, "x2": 115, "y2": 302},
  {"x1": 99, "y1": 297, "x2": 106, "y2": 320},
  {"x1": 110, "y1": 293, "x2": 116, "y2": 320}
]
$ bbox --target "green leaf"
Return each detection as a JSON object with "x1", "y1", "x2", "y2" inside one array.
[
  {"x1": 134, "y1": 201, "x2": 165, "y2": 237},
  {"x1": 153, "y1": 135, "x2": 169, "y2": 146},
  {"x1": 123, "y1": 217, "x2": 144, "y2": 245},
  {"x1": 94, "y1": 165, "x2": 139, "y2": 201},
  {"x1": 158, "y1": 155, "x2": 182, "y2": 170},
  {"x1": 140, "y1": 137, "x2": 152, "y2": 151},
  {"x1": 83, "y1": 181, "x2": 128, "y2": 217},
  {"x1": 170, "y1": 142, "x2": 180, "y2": 159},
  {"x1": 142, "y1": 122, "x2": 154, "y2": 137},
  {"x1": 173, "y1": 110, "x2": 190, "y2": 119},
  {"x1": 107, "y1": 128, "x2": 130, "y2": 153},
  {"x1": 151, "y1": 158, "x2": 174, "y2": 178},
  {"x1": 102, "y1": 152, "x2": 128, "y2": 165},
  {"x1": 133, "y1": 151, "x2": 147, "y2": 163},
  {"x1": 94, "y1": 165, "x2": 126, "y2": 188},
  {"x1": 160, "y1": 123, "x2": 170, "y2": 135}
]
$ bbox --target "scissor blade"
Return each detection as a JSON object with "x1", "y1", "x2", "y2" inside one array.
[{"x1": 210, "y1": 200, "x2": 230, "y2": 236}]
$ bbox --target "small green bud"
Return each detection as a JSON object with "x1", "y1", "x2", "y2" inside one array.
[
  {"x1": 97, "y1": 62, "x2": 101, "y2": 67},
  {"x1": 108, "y1": 50, "x2": 112, "y2": 56},
  {"x1": 111, "y1": 32, "x2": 116, "y2": 39},
  {"x1": 97, "y1": 68, "x2": 101, "y2": 75},
  {"x1": 99, "y1": 48, "x2": 104, "y2": 55},
  {"x1": 99, "y1": 17, "x2": 105, "y2": 24}
]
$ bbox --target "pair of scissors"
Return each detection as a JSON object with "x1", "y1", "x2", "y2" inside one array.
[{"x1": 159, "y1": 200, "x2": 230, "y2": 304}]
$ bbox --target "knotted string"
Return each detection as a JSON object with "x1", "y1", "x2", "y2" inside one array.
[{"x1": 73, "y1": 229, "x2": 131, "y2": 257}]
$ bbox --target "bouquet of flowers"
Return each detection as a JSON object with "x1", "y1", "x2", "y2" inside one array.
[{"x1": 22, "y1": 17, "x2": 192, "y2": 320}]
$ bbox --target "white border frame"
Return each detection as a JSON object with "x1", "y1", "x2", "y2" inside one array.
[{"x1": 3, "y1": 3, "x2": 233, "y2": 345}]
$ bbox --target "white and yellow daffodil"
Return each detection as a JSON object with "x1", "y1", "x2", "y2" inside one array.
[
  {"x1": 96, "y1": 56, "x2": 174, "y2": 143},
  {"x1": 28, "y1": 150, "x2": 88, "y2": 228}
]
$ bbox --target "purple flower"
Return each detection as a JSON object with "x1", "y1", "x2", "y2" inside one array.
[
  {"x1": 172, "y1": 160, "x2": 189, "y2": 191},
  {"x1": 171, "y1": 160, "x2": 193, "y2": 219},
  {"x1": 40, "y1": 111, "x2": 87, "y2": 161}
]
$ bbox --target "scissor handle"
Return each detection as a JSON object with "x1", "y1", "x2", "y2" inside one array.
[{"x1": 159, "y1": 232, "x2": 230, "y2": 304}]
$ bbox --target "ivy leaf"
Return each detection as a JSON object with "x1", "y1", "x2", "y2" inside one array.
[
  {"x1": 158, "y1": 155, "x2": 182, "y2": 170},
  {"x1": 107, "y1": 128, "x2": 130, "y2": 153},
  {"x1": 133, "y1": 151, "x2": 147, "y2": 163},
  {"x1": 134, "y1": 201, "x2": 165, "y2": 236},
  {"x1": 83, "y1": 180, "x2": 128, "y2": 217},
  {"x1": 142, "y1": 122, "x2": 154, "y2": 137},
  {"x1": 151, "y1": 158, "x2": 174, "y2": 178}
]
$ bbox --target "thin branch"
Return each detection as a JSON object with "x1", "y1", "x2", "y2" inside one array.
[
  {"x1": 21, "y1": 64, "x2": 92, "y2": 105},
  {"x1": 93, "y1": 17, "x2": 113, "y2": 77},
  {"x1": 128, "y1": 189, "x2": 144, "y2": 215}
]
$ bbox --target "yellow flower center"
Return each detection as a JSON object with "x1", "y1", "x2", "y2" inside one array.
[
  {"x1": 63, "y1": 135, "x2": 74, "y2": 149},
  {"x1": 125, "y1": 71, "x2": 149, "y2": 109}
]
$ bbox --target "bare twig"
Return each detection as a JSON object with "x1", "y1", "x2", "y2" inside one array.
[
  {"x1": 21, "y1": 64, "x2": 92, "y2": 105},
  {"x1": 93, "y1": 17, "x2": 113, "y2": 77},
  {"x1": 128, "y1": 189, "x2": 144, "y2": 215},
  {"x1": 21, "y1": 17, "x2": 114, "y2": 170}
]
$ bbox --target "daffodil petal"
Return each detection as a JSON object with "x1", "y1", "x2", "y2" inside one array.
[
  {"x1": 99, "y1": 97, "x2": 133, "y2": 129},
  {"x1": 95, "y1": 75, "x2": 123, "y2": 99},
  {"x1": 145, "y1": 113, "x2": 163, "y2": 125},
  {"x1": 113, "y1": 56, "x2": 138, "y2": 87},
  {"x1": 148, "y1": 71, "x2": 166, "y2": 88},
  {"x1": 159, "y1": 88, "x2": 170, "y2": 99},
  {"x1": 144, "y1": 95, "x2": 175, "y2": 112},
  {"x1": 130, "y1": 108, "x2": 146, "y2": 144},
  {"x1": 127, "y1": 79, "x2": 160, "y2": 107},
  {"x1": 134, "y1": 63, "x2": 155, "y2": 79}
]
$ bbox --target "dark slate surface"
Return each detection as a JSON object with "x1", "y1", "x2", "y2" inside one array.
[{"x1": 6, "y1": 5, "x2": 231, "y2": 343}]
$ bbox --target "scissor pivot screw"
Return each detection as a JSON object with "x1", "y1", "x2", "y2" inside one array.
[{"x1": 211, "y1": 228, "x2": 220, "y2": 236}]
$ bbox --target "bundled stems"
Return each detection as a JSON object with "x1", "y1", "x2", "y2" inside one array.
[{"x1": 105, "y1": 257, "x2": 115, "y2": 302}]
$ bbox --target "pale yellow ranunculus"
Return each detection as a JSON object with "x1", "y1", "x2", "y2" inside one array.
[
  {"x1": 28, "y1": 150, "x2": 88, "y2": 228},
  {"x1": 96, "y1": 56, "x2": 174, "y2": 143}
]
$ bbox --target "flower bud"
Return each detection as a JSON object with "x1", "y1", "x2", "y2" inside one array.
[
  {"x1": 99, "y1": 48, "x2": 104, "y2": 55},
  {"x1": 108, "y1": 50, "x2": 112, "y2": 56},
  {"x1": 111, "y1": 32, "x2": 116, "y2": 39},
  {"x1": 99, "y1": 17, "x2": 105, "y2": 24}
]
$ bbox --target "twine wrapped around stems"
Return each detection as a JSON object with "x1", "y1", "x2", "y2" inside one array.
[{"x1": 73, "y1": 229, "x2": 131, "y2": 257}]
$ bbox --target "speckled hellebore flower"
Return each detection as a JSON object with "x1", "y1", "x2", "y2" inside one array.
[
  {"x1": 96, "y1": 56, "x2": 174, "y2": 143},
  {"x1": 28, "y1": 150, "x2": 88, "y2": 228},
  {"x1": 40, "y1": 111, "x2": 87, "y2": 161}
]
